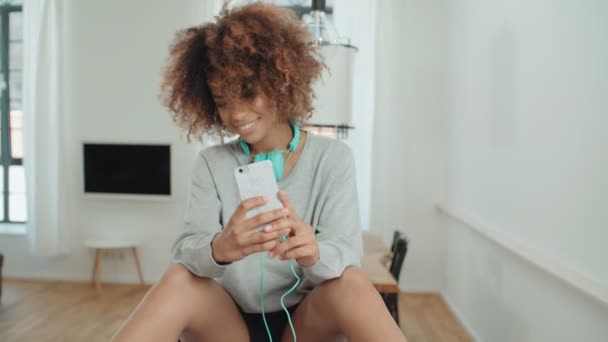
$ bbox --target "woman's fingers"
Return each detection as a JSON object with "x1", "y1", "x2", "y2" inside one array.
[
  {"x1": 242, "y1": 239, "x2": 280, "y2": 256},
  {"x1": 280, "y1": 245, "x2": 318, "y2": 260},
  {"x1": 246, "y1": 228, "x2": 291, "y2": 245},
  {"x1": 243, "y1": 207, "x2": 289, "y2": 232},
  {"x1": 278, "y1": 191, "x2": 297, "y2": 217},
  {"x1": 262, "y1": 217, "x2": 294, "y2": 234},
  {"x1": 263, "y1": 215, "x2": 309, "y2": 237},
  {"x1": 269, "y1": 234, "x2": 309, "y2": 258},
  {"x1": 231, "y1": 196, "x2": 269, "y2": 223},
  {"x1": 222, "y1": 193, "x2": 313, "y2": 261}
]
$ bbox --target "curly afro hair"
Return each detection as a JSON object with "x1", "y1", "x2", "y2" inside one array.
[{"x1": 160, "y1": 2, "x2": 324, "y2": 142}]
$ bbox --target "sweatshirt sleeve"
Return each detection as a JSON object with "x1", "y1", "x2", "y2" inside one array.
[
  {"x1": 171, "y1": 151, "x2": 227, "y2": 278},
  {"x1": 302, "y1": 145, "x2": 363, "y2": 285}
]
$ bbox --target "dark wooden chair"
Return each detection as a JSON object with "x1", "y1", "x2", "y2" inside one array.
[
  {"x1": 382, "y1": 236, "x2": 409, "y2": 326},
  {"x1": 381, "y1": 230, "x2": 403, "y2": 268},
  {"x1": 390, "y1": 230, "x2": 402, "y2": 253}
]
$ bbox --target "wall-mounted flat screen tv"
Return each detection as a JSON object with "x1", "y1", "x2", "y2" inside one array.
[{"x1": 83, "y1": 143, "x2": 171, "y2": 196}]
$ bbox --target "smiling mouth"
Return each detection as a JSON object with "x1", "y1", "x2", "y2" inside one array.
[{"x1": 235, "y1": 118, "x2": 259, "y2": 135}]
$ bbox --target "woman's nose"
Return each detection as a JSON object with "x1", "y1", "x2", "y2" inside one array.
[{"x1": 229, "y1": 105, "x2": 249, "y2": 121}]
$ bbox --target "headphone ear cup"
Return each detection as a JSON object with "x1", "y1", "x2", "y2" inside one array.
[
  {"x1": 268, "y1": 151, "x2": 285, "y2": 180},
  {"x1": 253, "y1": 153, "x2": 265, "y2": 163},
  {"x1": 238, "y1": 121, "x2": 299, "y2": 181}
]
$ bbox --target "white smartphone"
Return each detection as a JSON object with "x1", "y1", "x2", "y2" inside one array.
[{"x1": 234, "y1": 160, "x2": 284, "y2": 230}]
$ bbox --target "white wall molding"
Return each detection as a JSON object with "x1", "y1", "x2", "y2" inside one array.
[
  {"x1": 436, "y1": 203, "x2": 608, "y2": 308},
  {"x1": 440, "y1": 291, "x2": 483, "y2": 342}
]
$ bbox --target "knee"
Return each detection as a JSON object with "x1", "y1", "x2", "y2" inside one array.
[
  {"x1": 159, "y1": 263, "x2": 211, "y2": 293},
  {"x1": 339, "y1": 267, "x2": 376, "y2": 292},
  {"x1": 320, "y1": 266, "x2": 377, "y2": 298},
  {"x1": 162, "y1": 263, "x2": 195, "y2": 284}
]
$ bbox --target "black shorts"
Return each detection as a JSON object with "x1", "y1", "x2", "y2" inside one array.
[{"x1": 239, "y1": 304, "x2": 299, "y2": 342}]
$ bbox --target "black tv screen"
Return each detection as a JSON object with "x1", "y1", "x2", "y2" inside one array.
[{"x1": 83, "y1": 143, "x2": 171, "y2": 196}]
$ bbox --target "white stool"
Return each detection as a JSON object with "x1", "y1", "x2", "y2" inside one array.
[{"x1": 85, "y1": 239, "x2": 144, "y2": 292}]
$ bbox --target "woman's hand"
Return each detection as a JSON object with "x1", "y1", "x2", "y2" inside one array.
[
  {"x1": 212, "y1": 196, "x2": 291, "y2": 263},
  {"x1": 268, "y1": 190, "x2": 320, "y2": 268}
]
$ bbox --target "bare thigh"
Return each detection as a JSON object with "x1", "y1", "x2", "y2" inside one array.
[
  {"x1": 281, "y1": 267, "x2": 404, "y2": 342},
  {"x1": 280, "y1": 269, "x2": 355, "y2": 342},
  {"x1": 112, "y1": 264, "x2": 249, "y2": 342},
  {"x1": 281, "y1": 289, "x2": 347, "y2": 342}
]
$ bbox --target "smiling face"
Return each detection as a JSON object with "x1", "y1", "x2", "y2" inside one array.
[
  {"x1": 215, "y1": 93, "x2": 275, "y2": 142},
  {"x1": 208, "y1": 76, "x2": 289, "y2": 151},
  {"x1": 160, "y1": 3, "x2": 323, "y2": 144}
]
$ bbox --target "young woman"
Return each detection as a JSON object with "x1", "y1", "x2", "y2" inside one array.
[{"x1": 112, "y1": 3, "x2": 406, "y2": 342}]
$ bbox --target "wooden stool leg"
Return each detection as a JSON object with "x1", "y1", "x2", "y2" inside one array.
[
  {"x1": 91, "y1": 250, "x2": 98, "y2": 285},
  {"x1": 94, "y1": 249, "x2": 103, "y2": 293},
  {"x1": 131, "y1": 247, "x2": 144, "y2": 285}
]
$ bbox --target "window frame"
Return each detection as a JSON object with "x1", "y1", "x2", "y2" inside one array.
[{"x1": 0, "y1": 2, "x2": 24, "y2": 224}]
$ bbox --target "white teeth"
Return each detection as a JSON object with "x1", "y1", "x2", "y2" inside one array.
[{"x1": 238, "y1": 120, "x2": 257, "y2": 130}]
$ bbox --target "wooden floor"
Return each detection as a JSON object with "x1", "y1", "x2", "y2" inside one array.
[
  {"x1": 398, "y1": 293, "x2": 471, "y2": 342},
  {"x1": 0, "y1": 279, "x2": 471, "y2": 342}
]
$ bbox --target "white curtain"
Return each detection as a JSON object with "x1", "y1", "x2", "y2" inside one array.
[{"x1": 23, "y1": 0, "x2": 69, "y2": 256}]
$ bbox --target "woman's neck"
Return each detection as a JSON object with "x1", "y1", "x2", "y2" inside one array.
[{"x1": 250, "y1": 120, "x2": 293, "y2": 154}]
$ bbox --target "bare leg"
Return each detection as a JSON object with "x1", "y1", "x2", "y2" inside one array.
[
  {"x1": 282, "y1": 267, "x2": 407, "y2": 342},
  {"x1": 112, "y1": 264, "x2": 249, "y2": 342}
]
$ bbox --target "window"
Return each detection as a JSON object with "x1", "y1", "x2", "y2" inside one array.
[{"x1": 0, "y1": 0, "x2": 25, "y2": 223}]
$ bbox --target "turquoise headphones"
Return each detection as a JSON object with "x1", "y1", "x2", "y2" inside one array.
[{"x1": 239, "y1": 120, "x2": 300, "y2": 181}]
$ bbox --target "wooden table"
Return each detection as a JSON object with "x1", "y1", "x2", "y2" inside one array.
[{"x1": 361, "y1": 232, "x2": 399, "y2": 294}]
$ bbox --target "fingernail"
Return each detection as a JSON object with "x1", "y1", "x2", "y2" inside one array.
[
  {"x1": 264, "y1": 225, "x2": 272, "y2": 232},
  {"x1": 282, "y1": 208, "x2": 289, "y2": 215},
  {"x1": 268, "y1": 251, "x2": 274, "y2": 258}
]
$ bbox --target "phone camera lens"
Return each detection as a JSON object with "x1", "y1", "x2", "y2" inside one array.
[{"x1": 238, "y1": 169, "x2": 243, "y2": 173}]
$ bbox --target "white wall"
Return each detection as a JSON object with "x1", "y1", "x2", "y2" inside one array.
[
  {"x1": 0, "y1": 0, "x2": 215, "y2": 284},
  {"x1": 0, "y1": 0, "x2": 377, "y2": 284},
  {"x1": 448, "y1": 0, "x2": 608, "y2": 290},
  {"x1": 444, "y1": 219, "x2": 608, "y2": 342},
  {"x1": 333, "y1": 0, "x2": 376, "y2": 230},
  {"x1": 371, "y1": 0, "x2": 450, "y2": 292},
  {"x1": 372, "y1": 0, "x2": 608, "y2": 339},
  {"x1": 444, "y1": 0, "x2": 608, "y2": 340}
]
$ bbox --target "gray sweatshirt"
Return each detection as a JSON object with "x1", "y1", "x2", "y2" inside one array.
[{"x1": 171, "y1": 131, "x2": 363, "y2": 313}]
